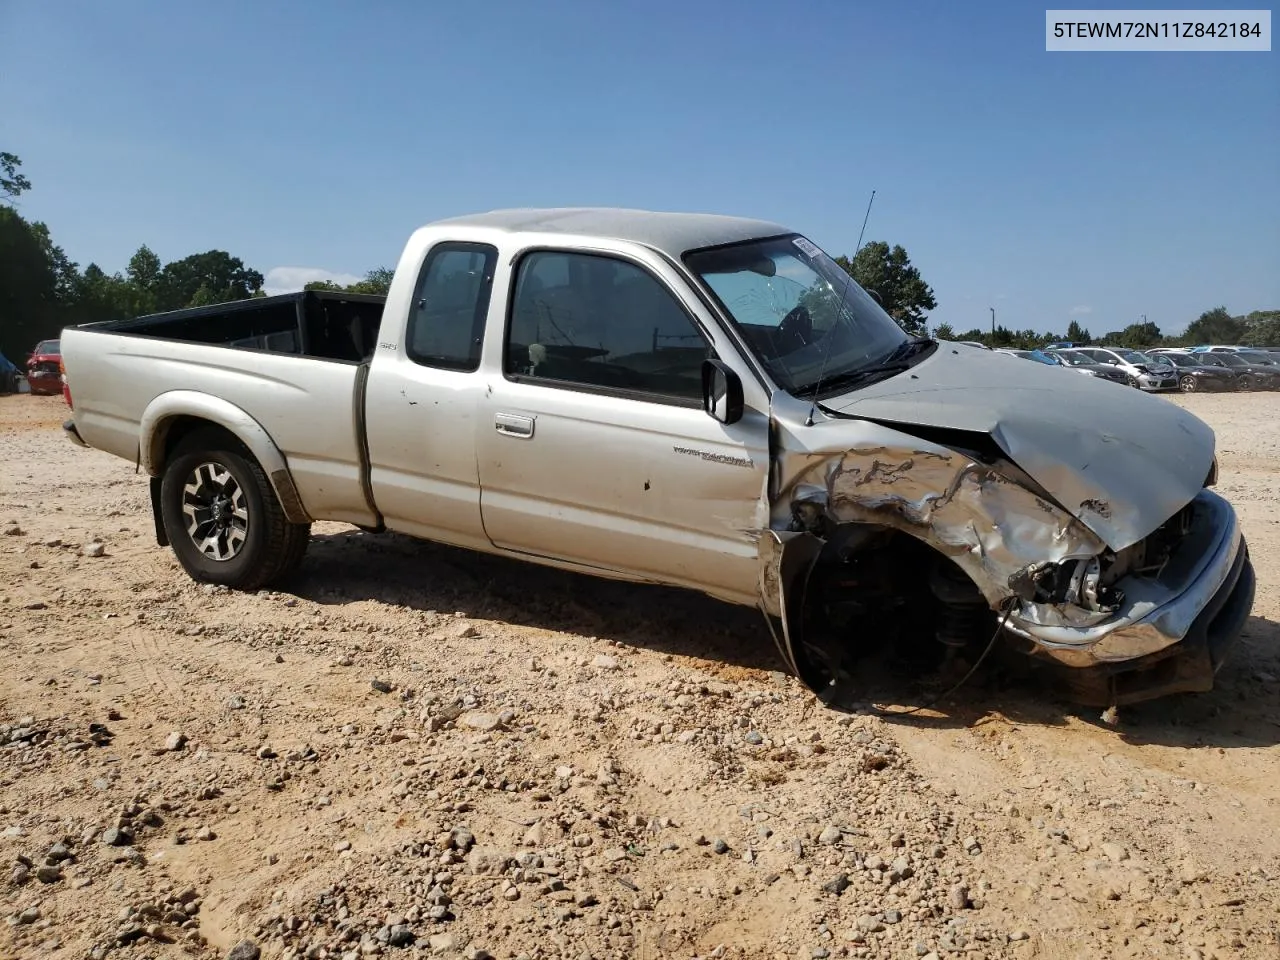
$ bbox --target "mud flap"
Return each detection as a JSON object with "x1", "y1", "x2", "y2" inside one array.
[
  {"x1": 758, "y1": 530, "x2": 825, "y2": 690},
  {"x1": 150, "y1": 477, "x2": 169, "y2": 547}
]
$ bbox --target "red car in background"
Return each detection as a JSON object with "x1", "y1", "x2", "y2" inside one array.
[{"x1": 26, "y1": 339, "x2": 63, "y2": 396}]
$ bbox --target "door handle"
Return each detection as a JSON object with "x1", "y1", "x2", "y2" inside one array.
[{"x1": 494, "y1": 413, "x2": 535, "y2": 439}]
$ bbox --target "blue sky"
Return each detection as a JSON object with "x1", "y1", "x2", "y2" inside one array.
[{"x1": 6, "y1": 0, "x2": 1277, "y2": 334}]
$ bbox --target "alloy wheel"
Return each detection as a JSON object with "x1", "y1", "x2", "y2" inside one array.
[{"x1": 181, "y1": 462, "x2": 249, "y2": 561}]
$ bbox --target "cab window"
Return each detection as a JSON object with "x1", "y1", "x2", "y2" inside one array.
[{"x1": 505, "y1": 251, "x2": 712, "y2": 402}]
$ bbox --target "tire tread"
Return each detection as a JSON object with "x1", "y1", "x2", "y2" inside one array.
[{"x1": 164, "y1": 430, "x2": 310, "y2": 591}]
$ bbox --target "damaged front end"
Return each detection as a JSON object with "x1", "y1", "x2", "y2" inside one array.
[{"x1": 759, "y1": 392, "x2": 1255, "y2": 708}]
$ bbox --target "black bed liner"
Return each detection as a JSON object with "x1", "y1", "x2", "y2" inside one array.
[{"x1": 74, "y1": 290, "x2": 387, "y2": 365}]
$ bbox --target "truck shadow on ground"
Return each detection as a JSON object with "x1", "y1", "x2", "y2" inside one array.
[
  {"x1": 293, "y1": 530, "x2": 1280, "y2": 750},
  {"x1": 295, "y1": 529, "x2": 781, "y2": 676}
]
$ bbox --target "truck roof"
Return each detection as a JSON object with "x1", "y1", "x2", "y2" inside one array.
[{"x1": 431, "y1": 207, "x2": 791, "y2": 258}]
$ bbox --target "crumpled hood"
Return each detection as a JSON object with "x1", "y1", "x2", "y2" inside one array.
[{"x1": 819, "y1": 344, "x2": 1215, "y2": 551}]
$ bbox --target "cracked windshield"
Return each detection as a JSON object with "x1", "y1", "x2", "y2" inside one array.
[{"x1": 686, "y1": 236, "x2": 917, "y2": 394}]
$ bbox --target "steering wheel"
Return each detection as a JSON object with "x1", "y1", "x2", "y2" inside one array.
[{"x1": 775, "y1": 304, "x2": 814, "y2": 353}]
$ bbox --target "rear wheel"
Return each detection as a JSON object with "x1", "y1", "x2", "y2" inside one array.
[
  {"x1": 1179, "y1": 375, "x2": 1198, "y2": 393},
  {"x1": 160, "y1": 435, "x2": 310, "y2": 590}
]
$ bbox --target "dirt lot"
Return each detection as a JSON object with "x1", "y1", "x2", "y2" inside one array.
[{"x1": 2, "y1": 392, "x2": 1278, "y2": 960}]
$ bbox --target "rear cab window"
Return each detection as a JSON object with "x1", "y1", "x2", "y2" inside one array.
[{"x1": 406, "y1": 243, "x2": 498, "y2": 371}]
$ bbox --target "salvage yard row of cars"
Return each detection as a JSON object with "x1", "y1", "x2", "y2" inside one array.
[{"x1": 993, "y1": 343, "x2": 1280, "y2": 392}]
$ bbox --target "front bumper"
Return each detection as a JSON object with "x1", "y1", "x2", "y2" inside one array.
[
  {"x1": 1035, "y1": 540, "x2": 1254, "y2": 706},
  {"x1": 1006, "y1": 490, "x2": 1255, "y2": 705},
  {"x1": 1138, "y1": 372, "x2": 1178, "y2": 391}
]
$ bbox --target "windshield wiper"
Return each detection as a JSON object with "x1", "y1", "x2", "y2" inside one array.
[{"x1": 799, "y1": 337, "x2": 935, "y2": 396}]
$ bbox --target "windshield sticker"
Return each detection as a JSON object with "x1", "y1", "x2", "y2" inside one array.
[{"x1": 792, "y1": 237, "x2": 822, "y2": 259}]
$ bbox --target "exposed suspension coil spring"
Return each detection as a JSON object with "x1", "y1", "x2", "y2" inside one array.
[{"x1": 929, "y1": 563, "x2": 989, "y2": 650}]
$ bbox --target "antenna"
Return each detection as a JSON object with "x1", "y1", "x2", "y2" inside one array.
[
  {"x1": 854, "y1": 189, "x2": 876, "y2": 254},
  {"x1": 804, "y1": 189, "x2": 876, "y2": 427}
]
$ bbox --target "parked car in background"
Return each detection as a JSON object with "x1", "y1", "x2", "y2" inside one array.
[
  {"x1": 1049, "y1": 347, "x2": 1177, "y2": 390},
  {"x1": 25, "y1": 339, "x2": 62, "y2": 395},
  {"x1": 0, "y1": 351, "x2": 19, "y2": 395},
  {"x1": 1161, "y1": 351, "x2": 1240, "y2": 392},
  {"x1": 1050, "y1": 349, "x2": 1133, "y2": 385},
  {"x1": 994, "y1": 348, "x2": 1061, "y2": 366},
  {"x1": 1232, "y1": 350, "x2": 1280, "y2": 368},
  {"x1": 1210, "y1": 352, "x2": 1280, "y2": 390}
]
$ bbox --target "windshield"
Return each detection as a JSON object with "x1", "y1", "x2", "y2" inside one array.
[
  {"x1": 1058, "y1": 352, "x2": 1094, "y2": 366},
  {"x1": 35, "y1": 340, "x2": 60, "y2": 354},
  {"x1": 1115, "y1": 349, "x2": 1151, "y2": 363},
  {"x1": 684, "y1": 235, "x2": 913, "y2": 394}
]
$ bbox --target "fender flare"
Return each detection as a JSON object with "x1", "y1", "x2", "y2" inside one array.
[{"x1": 139, "y1": 391, "x2": 312, "y2": 524}]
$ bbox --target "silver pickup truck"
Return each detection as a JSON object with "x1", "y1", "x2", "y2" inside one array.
[{"x1": 60, "y1": 208, "x2": 1255, "y2": 708}]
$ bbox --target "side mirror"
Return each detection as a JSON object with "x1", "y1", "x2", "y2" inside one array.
[{"x1": 701, "y1": 359, "x2": 743, "y2": 425}]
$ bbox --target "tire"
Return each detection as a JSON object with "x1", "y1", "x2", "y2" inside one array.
[
  {"x1": 1126, "y1": 375, "x2": 1140, "y2": 389},
  {"x1": 1179, "y1": 375, "x2": 1198, "y2": 393},
  {"x1": 160, "y1": 435, "x2": 310, "y2": 590}
]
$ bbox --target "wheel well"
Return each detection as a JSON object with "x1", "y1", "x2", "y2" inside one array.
[
  {"x1": 794, "y1": 523, "x2": 995, "y2": 699},
  {"x1": 155, "y1": 416, "x2": 247, "y2": 474}
]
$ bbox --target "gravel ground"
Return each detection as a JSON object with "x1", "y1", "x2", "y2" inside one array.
[{"x1": 2, "y1": 392, "x2": 1278, "y2": 960}]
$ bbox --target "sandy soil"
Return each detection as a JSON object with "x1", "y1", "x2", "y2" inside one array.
[{"x1": 1, "y1": 392, "x2": 1277, "y2": 960}]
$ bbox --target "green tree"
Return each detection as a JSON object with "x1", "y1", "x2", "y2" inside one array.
[
  {"x1": 1244, "y1": 311, "x2": 1280, "y2": 346},
  {"x1": 346, "y1": 267, "x2": 394, "y2": 296},
  {"x1": 1183, "y1": 306, "x2": 1245, "y2": 345},
  {"x1": 1116, "y1": 320, "x2": 1162, "y2": 346},
  {"x1": 1, "y1": 152, "x2": 32, "y2": 204},
  {"x1": 0, "y1": 206, "x2": 62, "y2": 360},
  {"x1": 303, "y1": 267, "x2": 393, "y2": 297},
  {"x1": 125, "y1": 245, "x2": 162, "y2": 313},
  {"x1": 833, "y1": 241, "x2": 937, "y2": 336},
  {"x1": 932, "y1": 322, "x2": 955, "y2": 340},
  {"x1": 1241, "y1": 309, "x2": 1280, "y2": 346},
  {"x1": 156, "y1": 251, "x2": 265, "y2": 310},
  {"x1": 1065, "y1": 320, "x2": 1092, "y2": 344}
]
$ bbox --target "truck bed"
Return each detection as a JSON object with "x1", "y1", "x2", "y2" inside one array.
[
  {"x1": 88, "y1": 290, "x2": 386, "y2": 363},
  {"x1": 61, "y1": 291, "x2": 388, "y2": 528}
]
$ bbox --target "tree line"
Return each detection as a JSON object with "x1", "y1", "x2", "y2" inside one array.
[
  {"x1": 934, "y1": 308, "x2": 1280, "y2": 351},
  {"x1": 1, "y1": 152, "x2": 275, "y2": 361},
  {"x1": 0, "y1": 150, "x2": 393, "y2": 363}
]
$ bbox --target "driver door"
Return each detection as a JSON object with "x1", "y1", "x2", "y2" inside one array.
[{"x1": 475, "y1": 248, "x2": 770, "y2": 604}]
